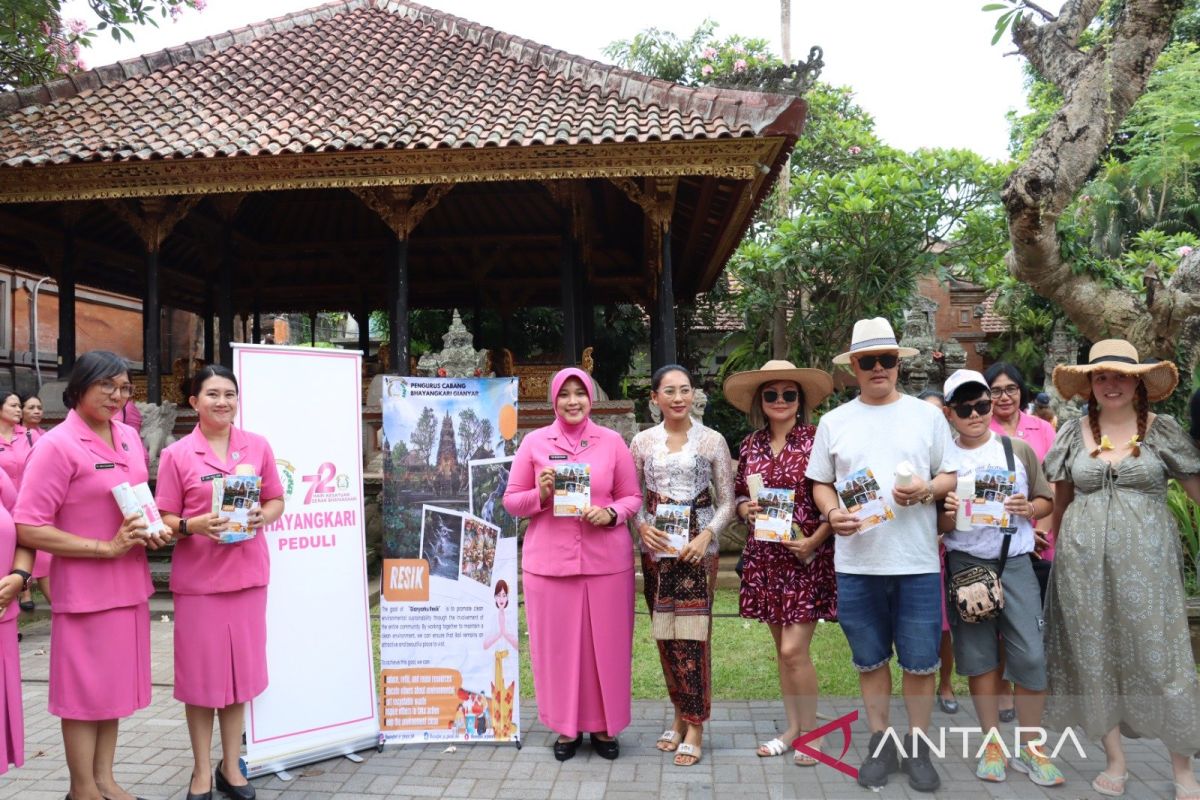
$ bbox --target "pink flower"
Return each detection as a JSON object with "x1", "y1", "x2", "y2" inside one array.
[
  {"x1": 700, "y1": 47, "x2": 717, "y2": 60},
  {"x1": 170, "y1": 5, "x2": 183, "y2": 18},
  {"x1": 733, "y1": 59, "x2": 747, "y2": 73},
  {"x1": 733, "y1": 43, "x2": 746, "y2": 54},
  {"x1": 192, "y1": 0, "x2": 208, "y2": 10},
  {"x1": 1179, "y1": 246, "x2": 1195, "y2": 258},
  {"x1": 57, "y1": 63, "x2": 71, "y2": 74},
  {"x1": 67, "y1": 18, "x2": 88, "y2": 35},
  {"x1": 74, "y1": 57, "x2": 87, "y2": 71},
  {"x1": 701, "y1": 64, "x2": 714, "y2": 76},
  {"x1": 40, "y1": 21, "x2": 52, "y2": 36},
  {"x1": 848, "y1": 145, "x2": 862, "y2": 155}
]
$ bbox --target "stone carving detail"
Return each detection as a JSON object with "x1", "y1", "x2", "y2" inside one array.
[
  {"x1": 415, "y1": 310, "x2": 492, "y2": 378},
  {"x1": 898, "y1": 296, "x2": 971, "y2": 395},
  {"x1": 1043, "y1": 319, "x2": 1085, "y2": 424},
  {"x1": 136, "y1": 401, "x2": 178, "y2": 476}
]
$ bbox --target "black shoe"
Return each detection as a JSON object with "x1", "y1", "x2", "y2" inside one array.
[
  {"x1": 214, "y1": 760, "x2": 255, "y2": 800},
  {"x1": 19, "y1": 600, "x2": 34, "y2": 612},
  {"x1": 857, "y1": 730, "x2": 900, "y2": 788},
  {"x1": 936, "y1": 694, "x2": 959, "y2": 714},
  {"x1": 187, "y1": 771, "x2": 214, "y2": 800},
  {"x1": 998, "y1": 706, "x2": 1016, "y2": 723},
  {"x1": 901, "y1": 732, "x2": 942, "y2": 793},
  {"x1": 589, "y1": 732, "x2": 619, "y2": 760},
  {"x1": 553, "y1": 733, "x2": 583, "y2": 761}
]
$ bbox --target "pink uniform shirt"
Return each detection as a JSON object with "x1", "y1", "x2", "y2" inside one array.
[
  {"x1": 0, "y1": 431, "x2": 30, "y2": 492},
  {"x1": 155, "y1": 425, "x2": 285, "y2": 595},
  {"x1": 13, "y1": 409, "x2": 153, "y2": 614},
  {"x1": 0, "y1": 470, "x2": 18, "y2": 624},
  {"x1": 990, "y1": 410, "x2": 1057, "y2": 462},
  {"x1": 504, "y1": 418, "x2": 642, "y2": 577}
]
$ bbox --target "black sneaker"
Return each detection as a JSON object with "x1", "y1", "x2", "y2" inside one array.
[
  {"x1": 857, "y1": 730, "x2": 900, "y2": 788},
  {"x1": 901, "y1": 732, "x2": 942, "y2": 793}
]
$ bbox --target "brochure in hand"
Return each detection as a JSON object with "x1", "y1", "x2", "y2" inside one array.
[
  {"x1": 553, "y1": 462, "x2": 591, "y2": 517},
  {"x1": 652, "y1": 503, "x2": 691, "y2": 559},
  {"x1": 836, "y1": 467, "x2": 895, "y2": 533},
  {"x1": 970, "y1": 466, "x2": 1016, "y2": 528},
  {"x1": 111, "y1": 481, "x2": 168, "y2": 542},
  {"x1": 211, "y1": 474, "x2": 262, "y2": 543},
  {"x1": 753, "y1": 487, "x2": 797, "y2": 542}
]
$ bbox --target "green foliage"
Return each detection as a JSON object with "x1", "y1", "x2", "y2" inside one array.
[
  {"x1": 1168, "y1": 480, "x2": 1200, "y2": 596},
  {"x1": 1, "y1": 0, "x2": 203, "y2": 90},
  {"x1": 982, "y1": 2, "x2": 1027, "y2": 45},
  {"x1": 602, "y1": 19, "x2": 778, "y2": 87}
]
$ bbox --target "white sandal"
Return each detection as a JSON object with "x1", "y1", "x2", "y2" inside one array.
[
  {"x1": 675, "y1": 742, "x2": 702, "y2": 766},
  {"x1": 655, "y1": 729, "x2": 681, "y2": 751},
  {"x1": 757, "y1": 737, "x2": 789, "y2": 757}
]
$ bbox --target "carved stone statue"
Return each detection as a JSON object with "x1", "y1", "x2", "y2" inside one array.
[
  {"x1": 136, "y1": 401, "x2": 178, "y2": 476},
  {"x1": 415, "y1": 310, "x2": 492, "y2": 378},
  {"x1": 900, "y1": 300, "x2": 938, "y2": 394},
  {"x1": 1043, "y1": 319, "x2": 1085, "y2": 424}
]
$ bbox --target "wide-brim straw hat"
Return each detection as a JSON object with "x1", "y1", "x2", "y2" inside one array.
[
  {"x1": 1052, "y1": 339, "x2": 1179, "y2": 403},
  {"x1": 832, "y1": 317, "x2": 920, "y2": 365},
  {"x1": 723, "y1": 359, "x2": 834, "y2": 413}
]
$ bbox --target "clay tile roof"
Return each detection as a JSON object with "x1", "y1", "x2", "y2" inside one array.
[
  {"x1": 979, "y1": 291, "x2": 1010, "y2": 334},
  {"x1": 0, "y1": 0, "x2": 805, "y2": 167}
]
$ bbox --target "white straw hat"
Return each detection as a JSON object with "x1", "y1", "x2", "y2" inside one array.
[
  {"x1": 832, "y1": 317, "x2": 919, "y2": 365},
  {"x1": 1052, "y1": 339, "x2": 1178, "y2": 403}
]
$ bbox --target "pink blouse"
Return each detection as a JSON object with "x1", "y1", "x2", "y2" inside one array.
[
  {"x1": 504, "y1": 418, "x2": 642, "y2": 577},
  {"x1": 13, "y1": 409, "x2": 153, "y2": 614},
  {"x1": 154, "y1": 425, "x2": 284, "y2": 596}
]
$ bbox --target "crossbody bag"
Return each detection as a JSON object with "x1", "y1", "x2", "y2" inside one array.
[{"x1": 948, "y1": 435, "x2": 1017, "y2": 624}]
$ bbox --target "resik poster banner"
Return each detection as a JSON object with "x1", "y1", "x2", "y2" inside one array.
[
  {"x1": 233, "y1": 344, "x2": 379, "y2": 776},
  {"x1": 378, "y1": 376, "x2": 521, "y2": 745}
]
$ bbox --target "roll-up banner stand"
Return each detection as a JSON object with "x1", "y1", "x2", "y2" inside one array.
[
  {"x1": 233, "y1": 344, "x2": 379, "y2": 777},
  {"x1": 378, "y1": 376, "x2": 522, "y2": 747}
]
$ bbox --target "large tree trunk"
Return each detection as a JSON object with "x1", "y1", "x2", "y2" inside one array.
[{"x1": 1004, "y1": 0, "x2": 1199, "y2": 361}]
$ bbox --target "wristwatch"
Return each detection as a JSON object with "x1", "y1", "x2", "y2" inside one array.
[
  {"x1": 9, "y1": 569, "x2": 31, "y2": 589},
  {"x1": 180, "y1": 518, "x2": 191, "y2": 536}
]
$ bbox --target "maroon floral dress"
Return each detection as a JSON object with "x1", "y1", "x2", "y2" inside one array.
[{"x1": 736, "y1": 424, "x2": 837, "y2": 625}]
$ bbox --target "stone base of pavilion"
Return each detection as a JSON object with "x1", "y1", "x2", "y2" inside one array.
[{"x1": 9, "y1": 615, "x2": 1180, "y2": 800}]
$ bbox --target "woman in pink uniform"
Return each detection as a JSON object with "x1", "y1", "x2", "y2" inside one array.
[
  {"x1": 19, "y1": 394, "x2": 45, "y2": 443},
  {"x1": 503, "y1": 367, "x2": 642, "y2": 761},
  {"x1": 0, "y1": 393, "x2": 29, "y2": 491},
  {"x1": 18, "y1": 394, "x2": 51, "y2": 609},
  {"x1": 0, "y1": 468, "x2": 32, "y2": 778},
  {"x1": 14, "y1": 351, "x2": 155, "y2": 800},
  {"x1": 155, "y1": 365, "x2": 284, "y2": 800}
]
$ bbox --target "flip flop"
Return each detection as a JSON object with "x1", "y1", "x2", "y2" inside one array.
[
  {"x1": 1092, "y1": 771, "x2": 1128, "y2": 797},
  {"x1": 794, "y1": 744, "x2": 821, "y2": 767},
  {"x1": 757, "y1": 737, "x2": 789, "y2": 757},
  {"x1": 675, "y1": 742, "x2": 702, "y2": 767},
  {"x1": 655, "y1": 730, "x2": 681, "y2": 752},
  {"x1": 1175, "y1": 783, "x2": 1200, "y2": 800}
]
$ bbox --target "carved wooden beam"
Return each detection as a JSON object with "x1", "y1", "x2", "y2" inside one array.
[
  {"x1": 609, "y1": 176, "x2": 677, "y2": 232},
  {"x1": 209, "y1": 193, "x2": 246, "y2": 224},
  {"x1": 105, "y1": 195, "x2": 201, "y2": 252},
  {"x1": 352, "y1": 183, "x2": 454, "y2": 239}
]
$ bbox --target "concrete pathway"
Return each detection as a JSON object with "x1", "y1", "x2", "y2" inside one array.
[{"x1": 1, "y1": 617, "x2": 1187, "y2": 799}]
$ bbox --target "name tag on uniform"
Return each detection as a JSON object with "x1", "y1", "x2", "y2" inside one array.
[
  {"x1": 549, "y1": 454, "x2": 568, "y2": 461},
  {"x1": 94, "y1": 463, "x2": 115, "y2": 470},
  {"x1": 201, "y1": 473, "x2": 222, "y2": 482}
]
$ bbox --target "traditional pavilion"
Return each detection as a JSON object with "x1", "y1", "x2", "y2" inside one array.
[{"x1": 0, "y1": 0, "x2": 807, "y2": 402}]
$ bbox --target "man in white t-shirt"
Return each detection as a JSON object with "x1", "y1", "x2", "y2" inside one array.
[{"x1": 806, "y1": 318, "x2": 957, "y2": 793}]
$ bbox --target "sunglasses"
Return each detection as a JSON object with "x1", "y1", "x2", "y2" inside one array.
[
  {"x1": 951, "y1": 399, "x2": 993, "y2": 419},
  {"x1": 855, "y1": 354, "x2": 899, "y2": 371},
  {"x1": 762, "y1": 389, "x2": 799, "y2": 404}
]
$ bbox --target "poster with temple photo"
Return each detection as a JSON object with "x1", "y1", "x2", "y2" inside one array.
[{"x1": 379, "y1": 377, "x2": 520, "y2": 746}]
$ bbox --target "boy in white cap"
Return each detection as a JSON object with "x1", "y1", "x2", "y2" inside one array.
[
  {"x1": 938, "y1": 369, "x2": 1062, "y2": 786},
  {"x1": 806, "y1": 317, "x2": 957, "y2": 792}
]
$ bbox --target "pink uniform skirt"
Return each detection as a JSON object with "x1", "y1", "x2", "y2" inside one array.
[
  {"x1": 0, "y1": 619, "x2": 22, "y2": 775},
  {"x1": 31, "y1": 550, "x2": 51, "y2": 580},
  {"x1": 50, "y1": 603, "x2": 151, "y2": 721},
  {"x1": 524, "y1": 569, "x2": 633, "y2": 737},
  {"x1": 173, "y1": 586, "x2": 268, "y2": 708}
]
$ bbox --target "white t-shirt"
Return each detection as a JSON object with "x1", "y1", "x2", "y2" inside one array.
[
  {"x1": 944, "y1": 433, "x2": 1047, "y2": 559},
  {"x1": 806, "y1": 394, "x2": 955, "y2": 575}
]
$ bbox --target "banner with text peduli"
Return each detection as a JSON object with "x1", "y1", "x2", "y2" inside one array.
[
  {"x1": 234, "y1": 344, "x2": 379, "y2": 776},
  {"x1": 379, "y1": 376, "x2": 521, "y2": 745}
]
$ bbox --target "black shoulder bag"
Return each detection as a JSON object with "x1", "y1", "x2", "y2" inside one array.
[{"x1": 948, "y1": 436, "x2": 1017, "y2": 624}]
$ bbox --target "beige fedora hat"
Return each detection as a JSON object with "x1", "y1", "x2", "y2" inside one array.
[
  {"x1": 722, "y1": 359, "x2": 834, "y2": 414},
  {"x1": 1052, "y1": 339, "x2": 1178, "y2": 403},
  {"x1": 832, "y1": 317, "x2": 920, "y2": 365}
]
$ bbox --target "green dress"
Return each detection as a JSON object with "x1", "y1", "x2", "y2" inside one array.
[{"x1": 1044, "y1": 415, "x2": 1200, "y2": 753}]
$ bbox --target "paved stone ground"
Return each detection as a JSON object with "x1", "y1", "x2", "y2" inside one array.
[{"x1": 2, "y1": 617, "x2": 1189, "y2": 799}]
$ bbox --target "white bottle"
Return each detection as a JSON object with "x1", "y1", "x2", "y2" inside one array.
[
  {"x1": 955, "y1": 472, "x2": 975, "y2": 532},
  {"x1": 894, "y1": 461, "x2": 914, "y2": 488}
]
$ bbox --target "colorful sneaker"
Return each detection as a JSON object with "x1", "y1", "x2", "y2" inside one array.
[
  {"x1": 1011, "y1": 743, "x2": 1066, "y2": 787},
  {"x1": 975, "y1": 737, "x2": 1007, "y2": 782}
]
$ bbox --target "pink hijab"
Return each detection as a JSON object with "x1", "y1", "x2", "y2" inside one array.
[{"x1": 550, "y1": 367, "x2": 594, "y2": 448}]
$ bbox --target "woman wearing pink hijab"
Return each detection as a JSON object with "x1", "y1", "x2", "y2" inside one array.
[{"x1": 503, "y1": 367, "x2": 642, "y2": 761}]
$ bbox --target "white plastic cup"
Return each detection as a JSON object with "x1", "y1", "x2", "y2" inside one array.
[{"x1": 956, "y1": 473, "x2": 975, "y2": 532}]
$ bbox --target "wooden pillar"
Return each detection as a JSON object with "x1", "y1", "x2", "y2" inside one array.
[
  {"x1": 202, "y1": 287, "x2": 215, "y2": 363},
  {"x1": 218, "y1": 237, "x2": 233, "y2": 365},
  {"x1": 390, "y1": 237, "x2": 410, "y2": 375},
  {"x1": 356, "y1": 303, "x2": 371, "y2": 358},
  {"x1": 609, "y1": 177, "x2": 677, "y2": 372},
  {"x1": 309, "y1": 311, "x2": 317, "y2": 346},
  {"x1": 144, "y1": 246, "x2": 162, "y2": 403},
  {"x1": 654, "y1": 226, "x2": 677, "y2": 368},
  {"x1": 57, "y1": 229, "x2": 77, "y2": 378},
  {"x1": 351, "y1": 184, "x2": 453, "y2": 377},
  {"x1": 560, "y1": 211, "x2": 579, "y2": 366},
  {"x1": 252, "y1": 291, "x2": 262, "y2": 344}
]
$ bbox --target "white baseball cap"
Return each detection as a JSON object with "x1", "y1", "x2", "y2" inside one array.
[{"x1": 943, "y1": 369, "x2": 990, "y2": 403}]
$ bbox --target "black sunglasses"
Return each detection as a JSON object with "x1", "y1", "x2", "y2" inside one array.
[
  {"x1": 855, "y1": 354, "x2": 899, "y2": 371},
  {"x1": 762, "y1": 389, "x2": 799, "y2": 404},
  {"x1": 951, "y1": 399, "x2": 993, "y2": 419}
]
